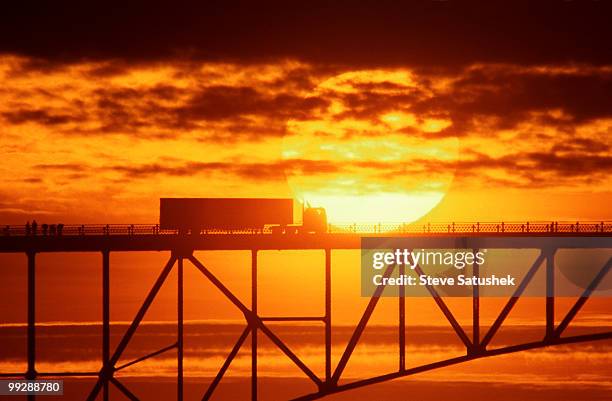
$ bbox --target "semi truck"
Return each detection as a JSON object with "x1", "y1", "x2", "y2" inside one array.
[{"x1": 159, "y1": 198, "x2": 327, "y2": 234}]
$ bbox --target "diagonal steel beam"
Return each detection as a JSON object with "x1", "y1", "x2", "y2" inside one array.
[
  {"x1": 187, "y1": 256, "x2": 248, "y2": 313},
  {"x1": 202, "y1": 326, "x2": 251, "y2": 401},
  {"x1": 86, "y1": 254, "x2": 177, "y2": 401},
  {"x1": 292, "y1": 330, "x2": 612, "y2": 401},
  {"x1": 412, "y1": 263, "x2": 472, "y2": 349},
  {"x1": 111, "y1": 377, "x2": 139, "y2": 401},
  {"x1": 331, "y1": 263, "x2": 396, "y2": 384},
  {"x1": 480, "y1": 251, "x2": 546, "y2": 348},
  {"x1": 115, "y1": 343, "x2": 178, "y2": 371},
  {"x1": 554, "y1": 257, "x2": 612, "y2": 338},
  {"x1": 188, "y1": 255, "x2": 323, "y2": 386}
]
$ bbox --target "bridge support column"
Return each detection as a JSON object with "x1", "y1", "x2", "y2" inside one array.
[
  {"x1": 26, "y1": 250, "x2": 36, "y2": 401},
  {"x1": 86, "y1": 254, "x2": 178, "y2": 401},
  {"x1": 470, "y1": 251, "x2": 482, "y2": 355},
  {"x1": 399, "y1": 263, "x2": 405, "y2": 371},
  {"x1": 251, "y1": 249, "x2": 258, "y2": 401},
  {"x1": 545, "y1": 250, "x2": 555, "y2": 341},
  {"x1": 178, "y1": 256, "x2": 184, "y2": 401},
  {"x1": 325, "y1": 249, "x2": 332, "y2": 381},
  {"x1": 102, "y1": 250, "x2": 110, "y2": 401}
]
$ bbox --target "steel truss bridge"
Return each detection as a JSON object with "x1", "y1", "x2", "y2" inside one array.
[{"x1": 0, "y1": 221, "x2": 611, "y2": 401}]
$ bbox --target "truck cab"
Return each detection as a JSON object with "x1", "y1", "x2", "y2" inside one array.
[
  {"x1": 301, "y1": 207, "x2": 327, "y2": 233},
  {"x1": 270, "y1": 207, "x2": 328, "y2": 234}
]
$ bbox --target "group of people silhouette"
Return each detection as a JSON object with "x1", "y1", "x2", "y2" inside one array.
[{"x1": 25, "y1": 220, "x2": 64, "y2": 236}]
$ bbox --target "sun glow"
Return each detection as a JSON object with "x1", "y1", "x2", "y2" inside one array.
[
  {"x1": 283, "y1": 70, "x2": 457, "y2": 225},
  {"x1": 296, "y1": 192, "x2": 448, "y2": 224}
]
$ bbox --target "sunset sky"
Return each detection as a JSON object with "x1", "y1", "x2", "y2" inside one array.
[
  {"x1": 0, "y1": 2, "x2": 611, "y2": 224},
  {"x1": 0, "y1": 0, "x2": 609, "y2": 332},
  {"x1": 0, "y1": 4, "x2": 611, "y2": 400},
  {"x1": 0, "y1": 0, "x2": 611, "y2": 323}
]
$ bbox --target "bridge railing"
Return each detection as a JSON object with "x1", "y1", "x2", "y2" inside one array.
[
  {"x1": 328, "y1": 221, "x2": 612, "y2": 234},
  {"x1": 0, "y1": 221, "x2": 611, "y2": 237}
]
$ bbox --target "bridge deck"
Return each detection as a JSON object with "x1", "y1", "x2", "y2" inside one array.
[
  {"x1": 0, "y1": 222, "x2": 610, "y2": 401},
  {"x1": 1, "y1": 232, "x2": 610, "y2": 252}
]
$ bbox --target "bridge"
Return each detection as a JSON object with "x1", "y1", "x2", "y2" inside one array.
[{"x1": 0, "y1": 221, "x2": 610, "y2": 400}]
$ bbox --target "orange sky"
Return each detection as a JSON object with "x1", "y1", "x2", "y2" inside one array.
[
  {"x1": 0, "y1": 57, "x2": 610, "y2": 224},
  {"x1": 1, "y1": 50, "x2": 610, "y2": 324},
  {"x1": 0, "y1": 2, "x2": 609, "y2": 328},
  {"x1": 0, "y1": 5, "x2": 611, "y2": 401}
]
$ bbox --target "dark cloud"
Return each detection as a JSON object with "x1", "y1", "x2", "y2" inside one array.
[
  {"x1": 88, "y1": 83, "x2": 329, "y2": 137},
  {"x1": 400, "y1": 148, "x2": 612, "y2": 188},
  {"x1": 108, "y1": 159, "x2": 340, "y2": 181},
  {"x1": 95, "y1": 85, "x2": 184, "y2": 103},
  {"x1": 551, "y1": 138, "x2": 610, "y2": 154},
  {"x1": 1, "y1": 2, "x2": 610, "y2": 68},
  {"x1": 438, "y1": 68, "x2": 612, "y2": 128},
  {"x1": 34, "y1": 163, "x2": 86, "y2": 172},
  {"x1": 3, "y1": 51, "x2": 610, "y2": 145},
  {"x1": 374, "y1": 66, "x2": 612, "y2": 138},
  {"x1": 33, "y1": 159, "x2": 341, "y2": 182},
  {"x1": 92, "y1": 85, "x2": 187, "y2": 134},
  {"x1": 34, "y1": 141, "x2": 611, "y2": 190},
  {"x1": 22, "y1": 177, "x2": 43, "y2": 184},
  {"x1": 2, "y1": 108, "x2": 79, "y2": 125},
  {"x1": 112, "y1": 150, "x2": 612, "y2": 189},
  {"x1": 175, "y1": 85, "x2": 328, "y2": 122},
  {"x1": 267, "y1": 65, "x2": 337, "y2": 92},
  {"x1": 2, "y1": 72, "x2": 330, "y2": 139},
  {"x1": 332, "y1": 89, "x2": 428, "y2": 121},
  {"x1": 523, "y1": 151, "x2": 612, "y2": 178}
]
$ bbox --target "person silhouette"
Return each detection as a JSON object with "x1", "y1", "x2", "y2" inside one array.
[
  {"x1": 26, "y1": 221, "x2": 31, "y2": 236},
  {"x1": 32, "y1": 220, "x2": 38, "y2": 236}
]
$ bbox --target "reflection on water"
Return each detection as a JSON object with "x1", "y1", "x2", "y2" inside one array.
[{"x1": 1, "y1": 322, "x2": 611, "y2": 391}]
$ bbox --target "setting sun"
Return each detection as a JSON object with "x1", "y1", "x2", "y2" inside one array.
[{"x1": 282, "y1": 70, "x2": 457, "y2": 224}]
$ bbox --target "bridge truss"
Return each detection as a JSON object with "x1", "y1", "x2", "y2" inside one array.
[{"x1": 0, "y1": 229, "x2": 611, "y2": 400}]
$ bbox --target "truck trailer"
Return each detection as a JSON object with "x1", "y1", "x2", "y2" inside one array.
[{"x1": 159, "y1": 198, "x2": 326, "y2": 234}]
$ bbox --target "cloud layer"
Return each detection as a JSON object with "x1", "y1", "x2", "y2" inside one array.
[
  {"x1": 2, "y1": 2, "x2": 611, "y2": 67},
  {"x1": 0, "y1": 2, "x2": 611, "y2": 222}
]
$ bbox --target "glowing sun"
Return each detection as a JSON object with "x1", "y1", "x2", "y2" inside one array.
[{"x1": 282, "y1": 69, "x2": 458, "y2": 225}]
